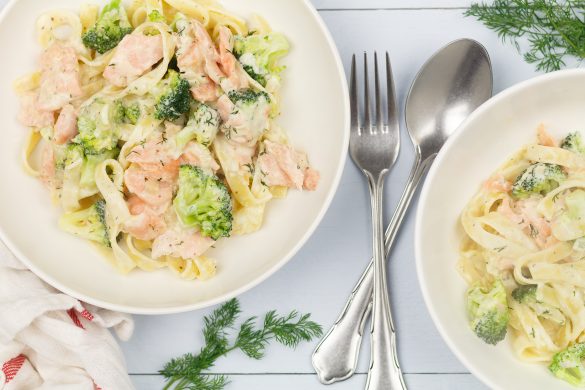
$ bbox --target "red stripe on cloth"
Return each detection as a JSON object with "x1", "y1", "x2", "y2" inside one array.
[
  {"x1": 67, "y1": 308, "x2": 85, "y2": 329},
  {"x1": 80, "y1": 309, "x2": 94, "y2": 321},
  {"x1": 2, "y1": 354, "x2": 26, "y2": 383}
]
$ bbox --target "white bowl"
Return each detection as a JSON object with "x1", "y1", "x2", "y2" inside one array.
[
  {"x1": 0, "y1": 0, "x2": 348, "y2": 314},
  {"x1": 416, "y1": 69, "x2": 585, "y2": 390}
]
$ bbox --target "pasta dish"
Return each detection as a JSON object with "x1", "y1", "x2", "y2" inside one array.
[
  {"x1": 459, "y1": 126, "x2": 585, "y2": 386},
  {"x1": 15, "y1": 0, "x2": 319, "y2": 281}
]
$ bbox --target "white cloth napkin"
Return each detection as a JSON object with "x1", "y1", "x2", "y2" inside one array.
[{"x1": 0, "y1": 241, "x2": 135, "y2": 390}]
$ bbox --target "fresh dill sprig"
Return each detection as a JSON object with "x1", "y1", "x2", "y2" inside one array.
[
  {"x1": 160, "y1": 298, "x2": 323, "y2": 390},
  {"x1": 465, "y1": 0, "x2": 585, "y2": 72}
]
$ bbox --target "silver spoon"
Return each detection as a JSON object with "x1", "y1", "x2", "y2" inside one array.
[{"x1": 312, "y1": 39, "x2": 493, "y2": 385}]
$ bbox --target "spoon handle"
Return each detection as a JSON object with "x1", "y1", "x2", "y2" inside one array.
[{"x1": 312, "y1": 153, "x2": 434, "y2": 384}]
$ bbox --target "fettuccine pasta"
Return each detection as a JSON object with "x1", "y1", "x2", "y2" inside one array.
[
  {"x1": 459, "y1": 125, "x2": 585, "y2": 384},
  {"x1": 15, "y1": 0, "x2": 320, "y2": 281}
]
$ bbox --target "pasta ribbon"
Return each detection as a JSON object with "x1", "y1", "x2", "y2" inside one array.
[
  {"x1": 36, "y1": 10, "x2": 88, "y2": 55},
  {"x1": 17, "y1": 0, "x2": 298, "y2": 282},
  {"x1": 459, "y1": 128, "x2": 585, "y2": 365}
]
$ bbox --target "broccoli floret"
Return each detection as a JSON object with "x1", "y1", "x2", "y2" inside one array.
[
  {"x1": 58, "y1": 200, "x2": 110, "y2": 247},
  {"x1": 154, "y1": 70, "x2": 191, "y2": 121},
  {"x1": 74, "y1": 100, "x2": 120, "y2": 154},
  {"x1": 233, "y1": 33, "x2": 289, "y2": 87},
  {"x1": 82, "y1": 0, "x2": 132, "y2": 54},
  {"x1": 228, "y1": 89, "x2": 270, "y2": 106},
  {"x1": 561, "y1": 132, "x2": 585, "y2": 155},
  {"x1": 58, "y1": 142, "x2": 118, "y2": 195},
  {"x1": 549, "y1": 343, "x2": 585, "y2": 386},
  {"x1": 511, "y1": 284, "x2": 537, "y2": 303},
  {"x1": 175, "y1": 104, "x2": 220, "y2": 148},
  {"x1": 511, "y1": 163, "x2": 566, "y2": 198},
  {"x1": 148, "y1": 9, "x2": 165, "y2": 22},
  {"x1": 79, "y1": 148, "x2": 120, "y2": 189},
  {"x1": 222, "y1": 89, "x2": 271, "y2": 141},
  {"x1": 173, "y1": 165, "x2": 232, "y2": 240},
  {"x1": 57, "y1": 143, "x2": 84, "y2": 171},
  {"x1": 511, "y1": 284, "x2": 565, "y2": 325},
  {"x1": 113, "y1": 100, "x2": 140, "y2": 125},
  {"x1": 466, "y1": 280, "x2": 509, "y2": 345}
]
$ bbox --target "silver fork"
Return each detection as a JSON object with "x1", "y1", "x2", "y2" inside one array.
[{"x1": 348, "y1": 52, "x2": 405, "y2": 390}]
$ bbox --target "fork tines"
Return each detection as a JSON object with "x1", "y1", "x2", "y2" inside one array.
[{"x1": 350, "y1": 52, "x2": 398, "y2": 136}]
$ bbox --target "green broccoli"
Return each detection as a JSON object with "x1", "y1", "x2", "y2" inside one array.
[
  {"x1": 74, "y1": 100, "x2": 120, "y2": 154},
  {"x1": 175, "y1": 104, "x2": 220, "y2": 148},
  {"x1": 57, "y1": 143, "x2": 85, "y2": 172},
  {"x1": 113, "y1": 100, "x2": 141, "y2": 125},
  {"x1": 561, "y1": 132, "x2": 585, "y2": 155},
  {"x1": 57, "y1": 141, "x2": 119, "y2": 196},
  {"x1": 511, "y1": 284, "x2": 537, "y2": 303},
  {"x1": 511, "y1": 163, "x2": 566, "y2": 198},
  {"x1": 82, "y1": 0, "x2": 133, "y2": 54},
  {"x1": 148, "y1": 10, "x2": 166, "y2": 22},
  {"x1": 222, "y1": 89, "x2": 271, "y2": 141},
  {"x1": 144, "y1": 0, "x2": 166, "y2": 23},
  {"x1": 154, "y1": 70, "x2": 191, "y2": 121},
  {"x1": 549, "y1": 343, "x2": 585, "y2": 386},
  {"x1": 467, "y1": 280, "x2": 509, "y2": 345},
  {"x1": 173, "y1": 165, "x2": 233, "y2": 240},
  {"x1": 233, "y1": 33, "x2": 290, "y2": 87},
  {"x1": 79, "y1": 148, "x2": 120, "y2": 190},
  {"x1": 511, "y1": 284, "x2": 565, "y2": 324},
  {"x1": 58, "y1": 200, "x2": 110, "y2": 247}
]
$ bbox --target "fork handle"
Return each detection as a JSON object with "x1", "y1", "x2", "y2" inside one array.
[
  {"x1": 366, "y1": 169, "x2": 405, "y2": 390},
  {"x1": 312, "y1": 153, "x2": 435, "y2": 385}
]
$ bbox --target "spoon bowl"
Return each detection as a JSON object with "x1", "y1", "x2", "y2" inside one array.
[{"x1": 406, "y1": 39, "x2": 493, "y2": 158}]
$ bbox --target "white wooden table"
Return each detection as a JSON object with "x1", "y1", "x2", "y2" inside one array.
[
  {"x1": 123, "y1": 2, "x2": 541, "y2": 388},
  {"x1": 0, "y1": 1, "x2": 544, "y2": 388}
]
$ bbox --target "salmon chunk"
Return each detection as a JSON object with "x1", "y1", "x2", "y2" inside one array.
[
  {"x1": 151, "y1": 228, "x2": 215, "y2": 260},
  {"x1": 54, "y1": 104, "x2": 78, "y2": 145},
  {"x1": 180, "y1": 142, "x2": 220, "y2": 173},
  {"x1": 123, "y1": 196, "x2": 167, "y2": 241},
  {"x1": 38, "y1": 43, "x2": 82, "y2": 111},
  {"x1": 176, "y1": 21, "x2": 224, "y2": 102},
  {"x1": 104, "y1": 34, "x2": 164, "y2": 87},
  {"x1": 257, "y1": 141, "x2": 319, "y2": 191},
  {"x1": 217, "y1": 26, "x2": 248, "y2": 92},
  {"x1": 17, "y1": 92, "x2": 55, "y2": 128},
  {"x1": 124, "y1": 135, "x2": 181, "y2": 208},
  {"x1": 124, "y1": 162, "x2": 177, "y2": 207}
]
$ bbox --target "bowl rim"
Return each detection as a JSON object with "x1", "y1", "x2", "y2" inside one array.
[
  {"x1": 0, "y1": 0, "x2": 350, "y2": 315},
  {"x1": 415, "y1": 68, "x2": 585, "y2": 389}
]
